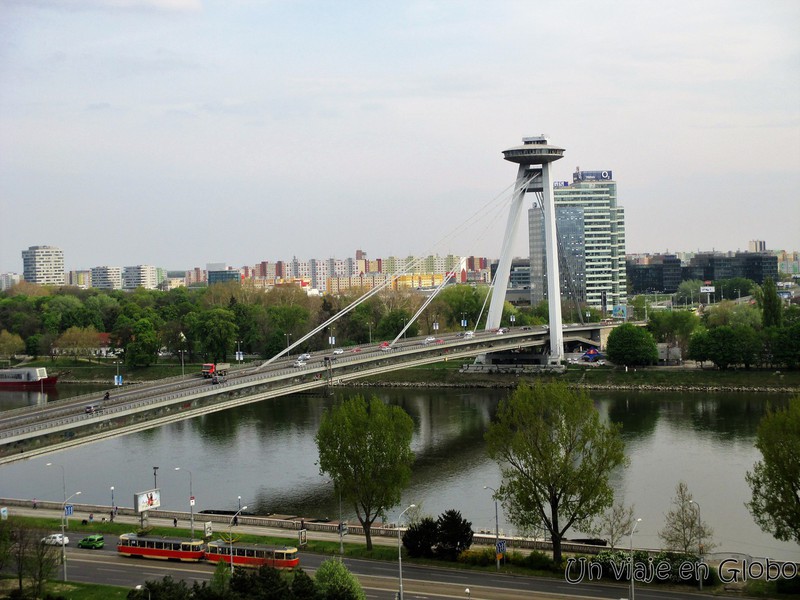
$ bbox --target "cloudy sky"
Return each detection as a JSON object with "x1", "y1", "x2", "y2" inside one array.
[{"x1": 1, "y1": 0, "x2": 798, "y2": 274}]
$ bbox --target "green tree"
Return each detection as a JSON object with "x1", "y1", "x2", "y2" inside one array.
[
  {"x1": 762, "y1": 277, "x2": 784, "y2": 328},
  {"x1": 316, "y1": 395, "x2": 414, "y2": 550},
  {"x1": 125, "y1": 319, "x2": 160, "y2": 367},
  {"x1": 435, "y1": 509, "x2": 473, "y2": 561},
  {"x1": 605, "y1": 323, "x2": 658, "y2": 366},
  {"x1": 53, "y1": 325, "x2": 99, "y2": 364},
  {"x1": 658, "y1": 481, "x2": 715, "y2": 555},
  {"x1": 587, "y1": 499, "x2": 636, "y2": 550},
  {"x1": 314, "y1": 558, "x2": 366, "y2": 600},
  {"x1": 746, "y1": 396, "x2": 800, "y2": 543},
  {"x1": 290, "y1": 568, "x2": 318, "y2": 599},
  {"x1": 647, "y1": 311, "x2": 700, "y2": 358},
  {"x1": 0, "y1": 329, "x2": 25, "y2": 359},
  {"x1": 195, "y1": 308, "x2": 238, "y2": 362},
  {"x1": 674, "y1": 280, "x2": 703, "y2": 306},
  {"x1": 705, "y1": 326, "x2": 740, "y2": 370},
  {"x1": 485, "y1": 382, "x2": 627, "y2": 566}
]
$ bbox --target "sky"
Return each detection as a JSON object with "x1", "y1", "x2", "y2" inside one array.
[{"x1": 1, "y1": 0, "x2": 798, "y2": 274}]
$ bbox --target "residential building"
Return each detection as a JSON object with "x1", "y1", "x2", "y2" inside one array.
[
  {"x1": 67, "y1": 270, "x2": 92, "y2": 289},
  {"x1": 91, "y1": 266, "x2": 123, "y2": 290},
  {"x1": 123, "y1": 265, "x2": 160, "y2": 290},
  {"x1": 21, "y1": 245, "x2": 65, "y2": 286},
  {"x1": 749, "y1": 240, "x2": 767, "y2": 252},
  {"x1": 0, "y1": 273, "x2": 21, "y2": 291}
]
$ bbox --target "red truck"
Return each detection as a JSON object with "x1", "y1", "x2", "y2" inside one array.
[{"x1": 201, "y1": 363, "x2": 230, "y2": 378}]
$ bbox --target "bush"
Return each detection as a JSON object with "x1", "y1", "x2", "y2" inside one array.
[
  {"x1": 457, "y1": 547, "x2": 493, "y2": 566},
  {"x1": 435, "y1": 509, "x2": 473, "y2": 561},
  {"x1": 402, "y1": 517, "x2": 438, "y2": 558}
]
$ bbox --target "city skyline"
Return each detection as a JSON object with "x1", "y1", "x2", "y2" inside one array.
[{"x1": 1, "y1": 1, "x2": 798, "y2": 274}]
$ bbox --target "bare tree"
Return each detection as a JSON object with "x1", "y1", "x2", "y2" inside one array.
[
  {"x1": 658, "y1": 482, "x2": 715, "y2": 555},
  {"x1": 25, "y1": 532, "x2": 59, "y2": 599},
  {"x1": 588, "y1": 499, "x2": 636, "y2": 550}
]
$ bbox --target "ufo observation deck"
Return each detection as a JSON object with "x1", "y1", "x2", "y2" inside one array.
[{"x1": 502, "y1": 136, "x2": 565, "y2": 165}]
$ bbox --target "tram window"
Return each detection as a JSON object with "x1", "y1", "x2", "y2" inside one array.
[
  {"x1": 275, "y1": 552, "x2": 284, "y2": 560},
  {"x1": 247, "y1": 549, "x2": 255, "y2": 557}
]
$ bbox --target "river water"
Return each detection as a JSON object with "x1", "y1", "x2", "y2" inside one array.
[{"x1": 0, "y1": 384, "x2": 797, "y2": 562}]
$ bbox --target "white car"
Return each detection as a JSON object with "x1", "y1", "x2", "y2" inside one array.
[
  {"x1": 424, "y1": 336, "x2": 436, "y2": 345},
  {"x1": 42, "y1": 533, "x2": 68, "y2": 546},
  {"x1": 293, "y1": 360, "x2": 307, "y2": 368},
  {"x1": 332, "y1": 348, "x2": 344, "y2": 355},
  {"x1": 298, "y1": 353, "x2": 312, "y2": 361}
]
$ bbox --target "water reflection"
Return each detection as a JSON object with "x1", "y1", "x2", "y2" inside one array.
[{"x1": 0, "y1": 386, "x2": 796, "y2": 561}]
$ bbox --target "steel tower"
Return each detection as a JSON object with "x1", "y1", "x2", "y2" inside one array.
[{"x1": 486, "y1": 135, "x2": 565, "y2": 364}]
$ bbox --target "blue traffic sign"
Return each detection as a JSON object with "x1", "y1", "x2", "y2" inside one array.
[
  {"x1": 496, "y1": 540, "x2": 506, "y2": 554},
  {"x1": 64, "y1": 504, "x2": 74, "y2": 516}
]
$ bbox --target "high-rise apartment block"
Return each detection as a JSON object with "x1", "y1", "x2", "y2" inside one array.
[
  {"x1": 22, "y1": 245, "x2": 65, "y2": 286},
  {"x1": 528, "y1": 169, "x2": 626, "y2": 310},
  {"x1": 91, "y1": 266, "x2": 123, "y2": 290},
  {"x1": 123, "y1": 265, "x2": 160, "y2": 290}
]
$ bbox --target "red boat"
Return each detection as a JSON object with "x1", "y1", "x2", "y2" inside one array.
[{"x1": 0, "y1": 368, "x2": 59, "y2": 389}]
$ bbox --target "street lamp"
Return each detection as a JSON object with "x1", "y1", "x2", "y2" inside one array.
[
  {"x1": 398, "y1": 504, "x2": 416, "y2": 600},
  {"x1": 690, "y1": 499, "x2": 704, "y2": 591},
  {"x1": 630, "y1": 518, "x2": 642, "y2": 600},
  {"x1": 367, "y1": 321, "x2": 373, "y2": 344},
  {"x1": 110, "y1": 486, "x2": 114, "y2": 510},
  {"x1": 510, "y1": 314, "x2": 516, "y2": 327},
  {"x1": 152, "y1": 466, "x2": 159, "y2": 489},
  {"x1": 175, "y1": 467, "x2": 194, "y2": 538},
  {"x1": 59, "y1": 490, "x2": 81, "y2": 581},
  {"x1": 285, "y1": 333, "x2": 292, "y2": 357},
  {"x1": 134, "y1": 584, "x2": 151, "y2": 600},
  {"x1": 483, "y1": 486, "x2": 500, "y2": 571},
  {"x1": 229, "y1": 505, "x2": 247, "y2": 574},
  {"x1": 236, "y1": 339, "x2": 242, "y2": 363}
]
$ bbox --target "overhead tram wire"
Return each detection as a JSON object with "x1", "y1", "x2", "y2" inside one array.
[{"x1": 252, "y1": 177, "x2": 525, "y2": 369}]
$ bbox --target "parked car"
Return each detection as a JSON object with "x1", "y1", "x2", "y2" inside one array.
[
  {"x1": 42, "y1": 534, "x2": 68, "y2": 546},
  {"x1": 77, "y1": 534, "x2": 104, "y2": 549}
]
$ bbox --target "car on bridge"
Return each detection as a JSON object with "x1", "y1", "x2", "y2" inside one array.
[
  {"x1": 423, "y1": 336, "x2": 436, "y2": 345},
  {"x1": 293, "y1": 360, "x2": 307, "y2": 367},
  {"x1": 332, "y1": 348, "x2": 344, "y2": 355},
  {"x1": 298, "y1": 353, "x2": 312, "y2": 361}
]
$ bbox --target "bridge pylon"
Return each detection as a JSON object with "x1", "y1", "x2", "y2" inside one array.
[{"x1": 485, "y1": 135, "x2": 565, "y2": 364}]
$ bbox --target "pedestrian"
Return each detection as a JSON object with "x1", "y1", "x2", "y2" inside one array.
[
  {"x1": 110, "y1": 510, "x2": 114, "y2": 523},
  {"x1": 89, "y1": 513, "x2": 94, "y2": 524},
  {"x1": 173, "y1": 517, "x2": 178, "y2": 527},
  {"x1": 32, "y1": 498, "x2": 37, "y2": 509},
  {"x1": 300, "y1": 518, "x2": 305, "y2": 531},
  {"x1": 114, "y1": 506, "x2": 118, "y2": 517},
  {"x1": 233, "y1": 515, "x2": 238, "y2": 527}
]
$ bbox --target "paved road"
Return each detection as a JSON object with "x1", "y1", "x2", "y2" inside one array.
[{"x1": 11, "y1": 504, "x2": 723, "y2": 600}]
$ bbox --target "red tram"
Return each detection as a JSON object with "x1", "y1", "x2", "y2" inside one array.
[
  {"x1": 117, "y1": 533, "x2": 205, "y2": 561},
  {"x1": 205, "y1": 540, "x2": 300, "y2": 569},
  {"x1": 117, "y1": 534, "x2": 299, "y2": 569}
]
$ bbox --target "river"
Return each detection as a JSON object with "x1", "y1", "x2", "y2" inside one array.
[{"x1": 0, "y1": 384, "x2": 797, "y2": 562}]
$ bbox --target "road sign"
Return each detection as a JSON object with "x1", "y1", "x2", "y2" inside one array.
[
  {"x1": 64, "y1": 504, "x2": 74, "y2": 516},
  {"x1": 204, "y1": 521, "x2": 213, "y2": 537},
  {"x1": 190, "y1": 496, "x2": 195, "y2": 506},
  {"x1": 1, "y1": 507, "x2": 7, "y2": 521},
  {"x1": 496, "y1": 540, "x2": 506, "y2": 554},
  {"x1": 339, "y1": 523, "x2": 348, "y2": 536}
]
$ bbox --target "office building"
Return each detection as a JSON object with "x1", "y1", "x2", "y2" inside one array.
[
  {"x1": 21, "y1": 245, "x2": 65, "y2": 286},
  {"x1": 528, "y1": 169, "x2": 626, "y2": 310}
]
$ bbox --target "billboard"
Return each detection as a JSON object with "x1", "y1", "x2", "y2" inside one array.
[
  {"x1": 612, "y1": 305, "x2": 627, "y2": 319},
  {"x1": 573, "y1": 170, "x2": 613, "y2": 182},
  {"x1": 700, "y1": 286, "x2": 715, "y2": 293},
  {"x1": 135, "y1": 489, "x2": 161, "y2": 513}
]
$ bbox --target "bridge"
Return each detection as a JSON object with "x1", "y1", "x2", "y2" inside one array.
[{"x1": 0, "y1": 323, "x2": 607, "y2": 465}]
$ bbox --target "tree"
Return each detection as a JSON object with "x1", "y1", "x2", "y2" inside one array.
[
  {"x1": 762, "y1": 277, "x2": 784, "y2": 328},
  {"x1": 746, "y1": 396, "x2": 800, "y2": 543},
  {"x1": 53, "y1": 325, "x2": 99, "y2": 363},
  {"x1": 435, "y1": 509, "x2": 473, "y2": 561},
  {"x1": 658, "y1": 481, "x2": 715, "y2": 555},
  {"x1": 402, "y1": 516, "x2": 438, "y2": 558},
  {"x1": 587, "y1": 499, "x2": 636, "y2": 550},
  {"x1": 314, "y1": 558, "x2": 366, "y2": 600},
  {"x1": 0, "y1": 329, "x2": 25, "y2": 359},
  {"x1": 195, "y1": 308, "x2": 238, "y2": 362},
  {"x1": 290, "y1": 568, "x2": 318, "y2": 599},
  {"x1": 316, "y1": 395, "x2": 414, "y2": 550},
  {"x1": 647, "y1": 311, "x2": 700, "y2": 359},
  {"x1": 125, "y1": 319, "x2": 160, "y2": 367},
  {"x1": 605, "y1": 323, "x2": 658, "y2": 366},
  {"x1": 485, "y1": 382, "x2": 627, "y2": 566}
]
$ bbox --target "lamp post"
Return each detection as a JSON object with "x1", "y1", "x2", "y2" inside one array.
[
  {"x1": 175, "y1": 467, "x2": 194, "y2": 538},
  {"x1": 398, "y1": 504, "x2": 416, "y2": 600},
  {"x1": 630, "y1": 517, "x2": 642, "y2": 600},
  {"x1": 236, "y1": 339, "x2": 242, "y2": 363},
  {"x1": 135, "y1": 584, "x2": 151, "y2": 600},
  {"x1": 229, "y1": 505, "x2": 247, "y2": 574},
  {"x1": 483, "y1": 486, "x2": 500, "y2": 571},
  {"x1": 338, "y1": 486, "x2": 344, "y2": 555},
  {"x1": 59, "y1": 490, "x2": 81, "y2": 580},
  {"x1": 367, "y1": 321, "x2": 373, "y2": 344},
  {"x1": 510, "y1": 314, "x2": 516, "y2": 328},
  {"x1": 238, "y1": 496, "x2": 241, "y2": 511},
  {"x1": 285, "y1": 333, "x2": 292, "y2": 357},
  {"x1": 179, "y1": 349, "x2": 186, "y2": 377},
  {"x1": 690, "y1": 499, "x2": 703, "y2": 591},
  {"x1": 152, "y1": 466, "x2": 159, "y2": 489},
  {"x1": 110, "y1": 486, "x2": 114, "y2": 510}
]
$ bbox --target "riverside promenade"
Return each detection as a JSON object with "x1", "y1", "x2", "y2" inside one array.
[{"x1": 1, "y1": 496, "x2": 608, "y2": 556}]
